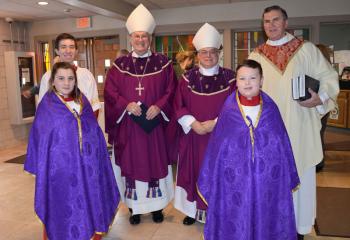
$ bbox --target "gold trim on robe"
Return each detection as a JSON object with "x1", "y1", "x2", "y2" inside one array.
[
  {"x1": 55, "y1": 91, "x2": 84, "y2": 152},
  {"x1": 236, "y1": 91, "x2": 263, "y2": 162},
  {"x1": 113, "y1": 59, "x2": 172, "y2": 77},
  {"x1": 255, "y1": 37, "x2": 304, "y2": 74},
  {"x1": 183, "y1": 75, "x2": 235, "y2": 96}
]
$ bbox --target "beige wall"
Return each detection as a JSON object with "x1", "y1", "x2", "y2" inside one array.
[{"x1": 0, "y1": 20, "x2": 30, "y2": 150}]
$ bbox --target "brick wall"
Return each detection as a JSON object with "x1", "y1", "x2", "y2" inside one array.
[{"x1": 0, "y1": 20, "x2": 31, "y2": 150}]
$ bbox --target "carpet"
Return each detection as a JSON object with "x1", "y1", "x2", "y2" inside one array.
[
  {"x1": 315, "y1": 187, "x2": 350, "y2": 237},
  {"x1": 5, "y1": 154, "x2": 26, "y2": 164}
]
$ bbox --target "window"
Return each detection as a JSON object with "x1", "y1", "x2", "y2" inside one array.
[
  {"x1": 42, "y1": 42, "x2": 51, "y2": 72},
  {"x1": 233, "y1": 29, "x2": 310, "y2": 69},
  {"x1": 155, "y1": 34, "x2": 195, "y2": 63}
]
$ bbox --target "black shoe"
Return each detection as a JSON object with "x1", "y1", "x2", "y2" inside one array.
[
  {"x1": 297, "y1": 234, "x2": 304, "y2": 240},
  {"x1": 129, "y1": 214, "x2": 141, "y2": 225},
  {"x1": 316, "y1": 160, "x2": 325, "y2": 172},
  {"x1": 183, "y1": 216, "x2": 196, "y2": 225},
  {"x1": 151, "y1": 210, "x2": 164, "y2": 223}
]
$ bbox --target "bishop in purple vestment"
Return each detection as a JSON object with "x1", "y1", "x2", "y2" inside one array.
[
  {"x1": 104, "y1": 4, "x2": 177, "y2": 225},
  {"x1": 24, "y1": 70, "x2": 119, "y2": 240},
  {"x1": 198, "y1": 60, "x2": 299, "y2": 240},
  {"x1": 174, "y1": 23, "x2": 236, "y2": 225}
]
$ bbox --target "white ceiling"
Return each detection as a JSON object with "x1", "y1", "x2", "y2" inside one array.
[
  {"x1": 0, "y1": 0, "x2": 266, "y2": 22},
  {"x1": 0, "y1": 0, "x2": 95, "y2": 21}
]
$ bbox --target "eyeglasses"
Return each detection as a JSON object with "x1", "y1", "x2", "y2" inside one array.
[{"x1": 198, "y1": 49, "x2": 219, "y2": 56}]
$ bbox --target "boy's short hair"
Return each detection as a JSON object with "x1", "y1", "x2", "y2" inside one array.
[
  {"x1": 236, "y1": 59, "x2": 263, "y2": 76},
  {"x1": 55, "y1": 33, "x2": 78, "y2": 50}
]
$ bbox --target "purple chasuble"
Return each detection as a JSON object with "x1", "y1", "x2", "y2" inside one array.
[
  {"x1": 104, "y1": 52, "x2": 177, "y2": 199},
  {"x1": 198, "y1": 91, "x2": 300, "y2": 240},
  {"x1": 175, "y1": 66, "x2": 235, "y2": 212},
  {"x1": 24, "y1": 92, "x2": 120, "y2": 240}
]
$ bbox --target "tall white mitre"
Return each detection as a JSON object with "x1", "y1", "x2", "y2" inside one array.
[
  {"x1": 192, "y1": 23, "x2": 221, "y2": 50},
  {"x1": 126, "y1": 4, "x2": 156, "y2": 34}
]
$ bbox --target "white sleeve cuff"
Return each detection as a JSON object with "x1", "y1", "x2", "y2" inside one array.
[
  {"x1": 178, "y1": 115, "x2": 196, "y2": 134},
  {"x1": 319, "y1": 91, "x2": 329, "y2": 104},
  {"x1": 316, "y1": 91, "x2": 329, "y2": 115},
  {"x1": 160, "y1": 111, "x2": 170, "y2": 122},
  {"x1": 117, "y1": 110, "x2": 127, "y2": 124}
]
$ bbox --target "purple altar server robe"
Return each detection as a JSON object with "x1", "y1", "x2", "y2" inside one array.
[
  {"x1": 24, "y1": 92, "x2": 120, "y2": 240},
  {"x1": 175, "y1": 67, "x2": 235, "y2": 212},
  {"x1": 198, "y1": 91, "x2": 300, "y2": 240},
  {"x1": 104, "y1": 52, "x2": 177, "y2": 182}
]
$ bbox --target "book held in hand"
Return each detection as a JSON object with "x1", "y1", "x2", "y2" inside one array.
[
  {"x1": 292, "y1": 74, "x2": 320, "y2": 101},
  {"x1": 129, "y1": 101, "x2": 160, "y2": 133}
]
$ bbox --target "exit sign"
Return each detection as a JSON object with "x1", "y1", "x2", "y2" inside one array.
[{"x1": 76, "y1": 17, "x2": 92, "y2": 29}]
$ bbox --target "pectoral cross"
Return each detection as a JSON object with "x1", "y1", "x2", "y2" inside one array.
[{"x1": 135, "y1": 82, "x2": 144, "y2": 96}]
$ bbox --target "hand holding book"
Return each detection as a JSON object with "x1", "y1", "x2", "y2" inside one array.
[
  {"x1": 292, "y1": 74, "x2": 320, "y2": 101},
  {"x1": 128, "y1": 101, "x2": 160, "y2": 133},
  {"x1": 298, "y1": 88, "x2": 323, "y2": 108}
]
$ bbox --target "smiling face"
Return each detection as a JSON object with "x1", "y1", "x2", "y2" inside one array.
[
  {"x1": 197, "y1": 47, "x2": 219, "y2": 69},
  {"x1": 53, "y1": 68, "x2": 76, "y2": 98},
  {"x1": 55, "y1": 39, "x2": 77, "y2": 63},
  {"x1": 263, "y1": 9, "x2": 288, "y2": 41},
  {"x1": 236, "y1": 66, "x2": 263, "y2": 99},
  {"x1": 130, "y1": 31, "x2": 151, "y2": 55}
]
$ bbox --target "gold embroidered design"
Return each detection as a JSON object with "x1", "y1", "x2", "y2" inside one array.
[{"x1": 256, "y1": 37, "x2": 303, "y2": 73}]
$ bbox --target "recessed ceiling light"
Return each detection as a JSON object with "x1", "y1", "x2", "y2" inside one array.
[{"x1": 38, "y1": 1, "x2": 48, "y2": 6}]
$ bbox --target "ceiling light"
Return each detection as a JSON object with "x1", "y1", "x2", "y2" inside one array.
[{"x1": 38, "y1": 1, "x2": 48, "y2": 6}]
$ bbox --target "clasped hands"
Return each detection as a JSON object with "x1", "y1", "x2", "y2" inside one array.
[
  {"x1": 127, "y1": 102, "x2": 160, "y2": 120},
  {"x1": 191, "y1": 120, "x2": 216, "y2": 135}
]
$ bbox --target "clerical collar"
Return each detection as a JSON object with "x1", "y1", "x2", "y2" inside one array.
[
  {"x1": 239, "y1": 94, "x2": 260, "y2": 106},
  {"x1": 63, "y1": 97, "x2": 74, "y2": 102},
  {"x1": 132, "y1": 49, "x2": 151, "y2": 58},
  {"x1": 199, "y1": 64, "x2": 219, "y2": 76},
  {"x1": 266, "y1": 32, "x2": 295, "y2": 46}
]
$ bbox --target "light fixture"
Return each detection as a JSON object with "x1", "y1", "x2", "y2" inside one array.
[
  {"x1": 38, "y1": 1, "x2": 48, "y2": 6},
  {"x1": 97, "y1": 75, "x2": 104, "y2": 83},
  {"x1": 105, "y1": 59, "x2": 111, "y2": 67}
]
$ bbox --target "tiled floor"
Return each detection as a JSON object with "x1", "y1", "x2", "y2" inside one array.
[{"x1": 0, "y1": 127, "x2": 349, "y2": 240}]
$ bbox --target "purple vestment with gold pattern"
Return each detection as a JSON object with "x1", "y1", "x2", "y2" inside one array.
[
  {"x1": 198, "y1": 91, "x2": 299, "y2": 240},
  {"x1": 174, "y1": 66, "x2": 235, "y2": 219},
  {"x1": 24, "y1": 92, "x2": 119, "y2": 240},
  {"x1": 104, "y1": 52, "x2": 177, "y2": 204}
]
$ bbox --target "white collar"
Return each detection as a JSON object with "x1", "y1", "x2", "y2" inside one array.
[
  {"x1": 199, "y1": 64, "x2": 219, "y2": 76},
  {"x1": 132, "y1": 50, "x2": 152, "y2": 58},
  {"x1": 266, "y1": 32, "x2": 295, "y2": 46}
]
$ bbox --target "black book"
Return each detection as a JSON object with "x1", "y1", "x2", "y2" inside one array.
[
  {"x1": 292, "y1": 74, "x2": 320, "y2": 101},
  {"x1": 129, "y1": 102, "x2": 160, "y2": 133}
]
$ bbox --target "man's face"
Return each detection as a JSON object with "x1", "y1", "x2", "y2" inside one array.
[
  {"x1": 130, "y1": 31, "x2": 151, "y2": 55},
  {"x1": 55, "y1": 39, "x2": 77, "y2": 63},
  {"x1": 197, "y1": 47, "x2": 219, "y2": 69},
  {"x1": 263, "y1": 9, "x2": 288, "y2": 41}
]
